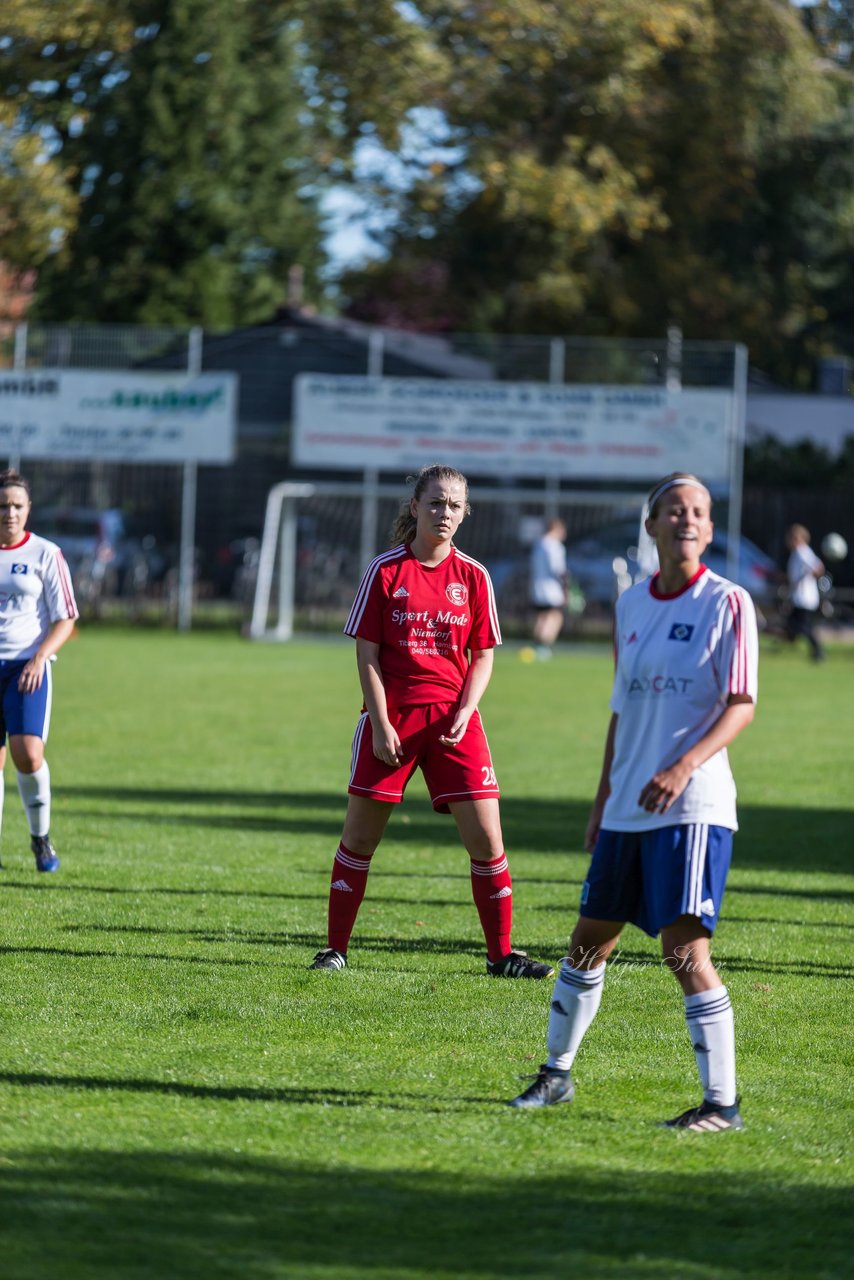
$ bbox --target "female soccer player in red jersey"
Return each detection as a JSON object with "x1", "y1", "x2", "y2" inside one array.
[
  {"x1": 509, "y1": 473, "x2": 758, "y2": 1129},
  {"x1": 0, "y1": 470, "x2": 79, "y2": 872},
  {"x1": 309, "y1": 464, "x2": 554, "y2": 980}
]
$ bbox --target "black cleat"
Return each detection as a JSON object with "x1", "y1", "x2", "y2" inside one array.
[
  {"x1": 661, "y1": 1097, "x2": 744, "y2": 1132},
  {"x1": 508, "y1": 1065, "x2": 574, "y2": 1109},
  {"x1": 31, "y1": 834, "x2": 60, "y2": 873},
  {"x1": 308, "y1": 947, "x2": 347, "y2": 971},
  {"x1": 487, "y1": 950, "x2": 555, "y2": 980}
]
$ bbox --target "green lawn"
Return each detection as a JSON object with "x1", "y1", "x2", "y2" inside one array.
[{"x1": 0, "y1": 630, "x2": 851, "y2": 1279}]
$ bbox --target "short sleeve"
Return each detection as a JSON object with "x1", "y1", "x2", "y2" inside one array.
[
  {"x1": 715, "y1": 587, "x2": 759, "y2": 702},
  {"x1": 343, "y1": 560, "x2": 386, "y2": 643},
  {"x1": 42, "y1": 547, "x2": 79, "y2": 622},
  {"x1": 609, "y1": 596, "x2": 626, "y2": 714},
  {"x1": 468, "y1": 566, "x2": 501, "y2": 650}
]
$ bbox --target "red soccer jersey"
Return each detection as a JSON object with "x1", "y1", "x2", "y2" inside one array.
[{"x1": 344, "y1": 543, "x2": 501, "y2": 707}]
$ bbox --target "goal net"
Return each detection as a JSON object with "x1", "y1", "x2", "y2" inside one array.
[{"x1": 249, "y1": 480, "x2": 646, "y2": 641}]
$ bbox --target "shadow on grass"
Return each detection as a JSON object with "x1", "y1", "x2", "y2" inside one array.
[
  {"x1": 0, "y1": 933, "x2": 490, "y2": 963},
  {"x1": 61, "y1": 924, "x2": 484, "y2": 955},
  {"x1": 58, "y1": 786, "x2": 854, "y2": 878},
  {"x1": 0, "y1": 1072, "x2": 480, "y2": 1109},
  {"x1": 609, "y1": 948, "x2": 853, "y2": 982},
  {"x1": 0, "y1": 1148, "x2": 848, "y2": 1279},
  {"x1": 0, "y1": 943, "x2": 277, "y2": 968}
]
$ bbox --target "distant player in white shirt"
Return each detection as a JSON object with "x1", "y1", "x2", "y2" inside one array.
[
  {"x1": 529, "y1": 518, "x2": 568, "y2": 659},
  {"x1": 0, "y1": 470, "x2": 78, "y2": 872},
  {"x1": 509, "y1": 473, "x2": 758, "y2": 1132},
  {"x1": 785, "y1": 523, "x2": 825, "y2": 662}
]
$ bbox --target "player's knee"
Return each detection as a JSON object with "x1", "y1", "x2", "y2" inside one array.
[{"x1": 12, "y1": 744, "x2": 45, "y2": 773}]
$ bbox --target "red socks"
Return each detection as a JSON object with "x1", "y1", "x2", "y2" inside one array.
[
  {"x1": 469, "y1": 854, "x2": 513, "y2": 963},
  {"x1": 327, "y1": 844, "x2": 513, "y2": 962},
  {"x1": 327, "y1": 843, "x2": 373, "y2": 953}
]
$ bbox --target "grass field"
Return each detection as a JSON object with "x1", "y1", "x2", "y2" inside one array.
[{"x1": 0, "y1": 629, "x2": 851, "y2": 1280}]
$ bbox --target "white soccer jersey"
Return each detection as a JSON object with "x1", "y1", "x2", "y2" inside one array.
[
  {"x1": 787, "y1": 543, "x2": 821, "y2": 610},
  {"x1": 530, "y1": 534, "x2": 567, "y2": 607},
  {"x1": 0, "y1": 532, "x2": 79, "y2": 660},
  {"x1": 603, "y1": 566, "x2": 758, "y2": 832}
]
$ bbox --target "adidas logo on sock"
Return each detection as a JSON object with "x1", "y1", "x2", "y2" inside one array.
[
  {"x1": 700, "y1": 898, "x2": 715, "y2": 915},
  {"x1": 392, "y1": 586, "x2": 409, "y2": 597},
  {"x1": 331, "y1": 879, "x2": 353, "y2": 892},
  {"x1": 489, "y1": 886, "x2": 512, "y2": 899}
]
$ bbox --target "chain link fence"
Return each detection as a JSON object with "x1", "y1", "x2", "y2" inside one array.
[{"x1": 5, "y1": 319, "x2": 847, "y2": 632}]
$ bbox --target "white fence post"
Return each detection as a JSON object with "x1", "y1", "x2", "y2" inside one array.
[{"x1": 177, "y1": 326, "x2": 203, "y2": 632}]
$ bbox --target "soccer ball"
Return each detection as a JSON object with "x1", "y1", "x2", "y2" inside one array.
[{"x1": 821, "y1": 532, "x2": 848, "y2": 562}]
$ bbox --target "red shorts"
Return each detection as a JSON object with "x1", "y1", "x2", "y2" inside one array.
[{"x1": 348, "y1": 703, "x2": 500, "y2": 813}]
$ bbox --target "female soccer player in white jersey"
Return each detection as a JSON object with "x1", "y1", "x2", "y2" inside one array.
[
  {"x1": 509, "y1": 473, "x2": 758, "y2": 1130},
  {"x1": 309, "y1": 464, "x2": 554, "y2": 980},
  {"x1": 0, "y1": 470, "x2": 78, "y2": 872}
]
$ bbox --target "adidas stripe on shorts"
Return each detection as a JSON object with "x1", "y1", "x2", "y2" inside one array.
[
  {"x1": 348, "y1": 702, "x2": 500, "y2": 814},
  {"x1": 580, "y1": 823, "x2": 733, "y2": 937}
]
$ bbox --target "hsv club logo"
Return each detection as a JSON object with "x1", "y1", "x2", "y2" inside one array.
[
  {"x1": 668, "y1": 623, "x2": 694, "y2": 642},
  {"x1": 446, "y1": 582, "x2": 468, "y2": 606}
]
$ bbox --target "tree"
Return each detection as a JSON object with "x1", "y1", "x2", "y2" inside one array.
[
  {"x1": 0, "y1": 2, "x2": 132, "y2": 311},
  {"x1": 321, "y1": 1, "x2": 854, "y2": 384},
  {"x1": 1, "y1": 1, "x2": 325, "y2": 327}
]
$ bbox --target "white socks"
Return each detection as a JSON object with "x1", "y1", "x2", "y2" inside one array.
[
  {"x1": 544, "y1": 963, "x2": 736, "y2": 1103},
  {"x1": 684, "y1": 985, "x2": 737, "y2": 1106},
  {"x1": 17, "y1": 762, "x2": 51, "y2": 837},
  {"x1": 546, "y1": 960, "x2": 605, "y2": 1072}
]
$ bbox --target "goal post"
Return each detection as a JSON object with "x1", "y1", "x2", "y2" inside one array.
[
  {"x1": 250, "y1": 482, "x2": 316, "y2": 640},
  {"x1": 249, "y1": 481, "x2": 648, "y2": 641}
]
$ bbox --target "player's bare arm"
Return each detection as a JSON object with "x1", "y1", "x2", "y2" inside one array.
[
  {"x1": 355, "y1": 638, "x2": 403, "y2": 765},
  {"x1": 17, "y1": 618, "x2": 77, "y2": 693},
  {"x1": 638, "y1": 694, "x2": 756, "y2": 814},
  {"x1": 584, "y1": 712, "x2": 617, "y2": 851},
  {"x1": 439, "y1": 648, "x2": 493, "y2": 745}
]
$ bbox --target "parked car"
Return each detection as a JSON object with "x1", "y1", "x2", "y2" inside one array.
[
  {"x1": 35, "y1": 507, "x2": 167, "y2": 601},
  {"x1": 488, "y1": 518, "x2": 777, "y2": 622},
  {"x1": 563, "y1": 519, "x2": 778, "y2": 607}
]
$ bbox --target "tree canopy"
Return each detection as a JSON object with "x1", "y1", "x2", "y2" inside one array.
[
  {"x1": 1, "y1": 0, "x2": 853, "y2": 381},
  {"x1": 1, "y1": 1, "x2": 324, "y2": 327},
  {"x1": 328, "y1": 0, "x2": 854, "y2": 385}
]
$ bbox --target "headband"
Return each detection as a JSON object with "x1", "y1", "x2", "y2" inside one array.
[{"x1": 647, "y1": 476, "x2": 710, "y2": 513}]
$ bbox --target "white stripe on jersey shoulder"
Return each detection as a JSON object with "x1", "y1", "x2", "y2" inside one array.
[
  {"x1": 453, "y1": 548, "x2": 502, "y2": 644},
  {"x1": 453, "y1": 547, "x2": 490, "y2": 574},
  {"x1": 344, "y1": 544, "x2": 408, "y2": 636}
]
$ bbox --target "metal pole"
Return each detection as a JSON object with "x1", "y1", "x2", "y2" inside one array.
[
  {"x1": 177, "y1": 326, "x2": 203, "y2": 631},
  {"x1": 726, "y1": 343, "x2": 748, "y2": 585},
  {"x1": 545, "y1": 339, "x2": 565, "y2": 516},
  {"x1": 10, "y1": 322, "x2": 27, "y2": 470},
  {"x1": 665, "y1": 325, "x2": 683, "y2": 392},
  {"x1": 548, "y1": 337, "x2": 565, "y2": 386},
  {"x1": 274, "y1": 497, "x2": 298, "y2": 640},
  {"x1": 360, "y1": 331, "x2": 385, "y2": 568}
]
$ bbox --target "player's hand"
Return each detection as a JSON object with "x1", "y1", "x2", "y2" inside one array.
[
  {"x1": 584, "y1": 796, "x2": 607, "y2": 852},
  {"x1": 372, "y1": 722, "x2": 403, "y2": 767},
  {"x1": 439, "y1": 709, "x2": 471, "y2": 747},
  {"x1": 17, "y1": 657, "x2": 45, "y2": 693},
  {"x1": 638, "y1": 760, "x2": 693, "y2": 814}
]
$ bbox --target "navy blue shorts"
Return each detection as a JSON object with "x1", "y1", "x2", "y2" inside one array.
[
  {"x1": 580, "y1": 824, "x2": 733, "y2": 938},
  {"x1": 0, "y1": 658, "x2": 53, "y2": 741}
]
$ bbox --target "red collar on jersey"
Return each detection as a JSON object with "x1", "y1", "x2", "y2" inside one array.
[
  {"x1": 0, "y1": 532, "x2": 31, "y2": 551},
  {"x1": 648, "y1": 564, "x2": 707, "y2": 600}
]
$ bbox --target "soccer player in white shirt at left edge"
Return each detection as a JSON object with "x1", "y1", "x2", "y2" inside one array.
[
  {"x1": 0, "y1": 470, "x2": 79, "y2": 872},
  {"x1": 508, "y1": 472, "x2": 758, "y2": 1132}
]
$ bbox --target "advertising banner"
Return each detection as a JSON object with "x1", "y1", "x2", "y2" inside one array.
[
  {"x1": 0, "y1": 369, "x2": 238, "y2": 463},
  {"x1": 293, "y1": 375, "x2": 733, "y2": 482}
]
